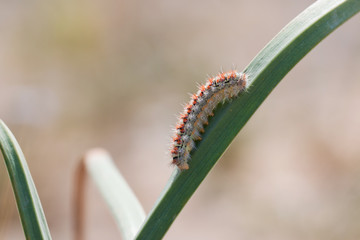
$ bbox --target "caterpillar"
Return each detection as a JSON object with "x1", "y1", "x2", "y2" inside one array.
[{"x1": 171, "y1": 71, "x2": 247, "y2": 170}]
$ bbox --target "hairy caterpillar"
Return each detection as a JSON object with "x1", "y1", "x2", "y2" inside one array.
[{"x1": 171, "y1": 71, "x2": 247, "y2": 170}]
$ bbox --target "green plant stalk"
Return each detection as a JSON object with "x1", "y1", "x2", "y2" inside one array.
[
  {"x1": 135, "y1": 0, "x2": 360, "y2": 239},
  {"x1": 0, "y1": 120, "x2": 51, "y2": 240}
]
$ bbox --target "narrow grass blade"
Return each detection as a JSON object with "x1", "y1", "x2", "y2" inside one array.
[
  {"x1": 135, "y1": 0, "x2": 360, "y2": 239},
  {"x1": 0, "y1": 120, "x2": 51, "y2": 240},
  {"x1": 74, "y1": 149, "x2": 145, "y2": 240},
  {"x1": 73, "y1": 156, "x2": 86, "y2": 240}
]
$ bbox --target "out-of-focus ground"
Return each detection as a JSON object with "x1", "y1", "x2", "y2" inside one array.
[{"x1": 1, "y1": 0, "x2": 360, "y2": 239}]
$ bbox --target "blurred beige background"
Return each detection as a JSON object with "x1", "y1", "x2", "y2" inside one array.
[{"x1": 1, "y1": 0, "x2": 360, "y2": 239}]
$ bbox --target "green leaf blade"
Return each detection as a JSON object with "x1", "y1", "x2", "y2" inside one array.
[
  {"x1": 75, "y1": 149, "x2": 145, "y2": 240},
  {"x1": 135, "y1": 0, "x2": 360, "y2": 239},
  {"x1": 0, "y1": 120, "x2": 51, "y2": 240}
]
